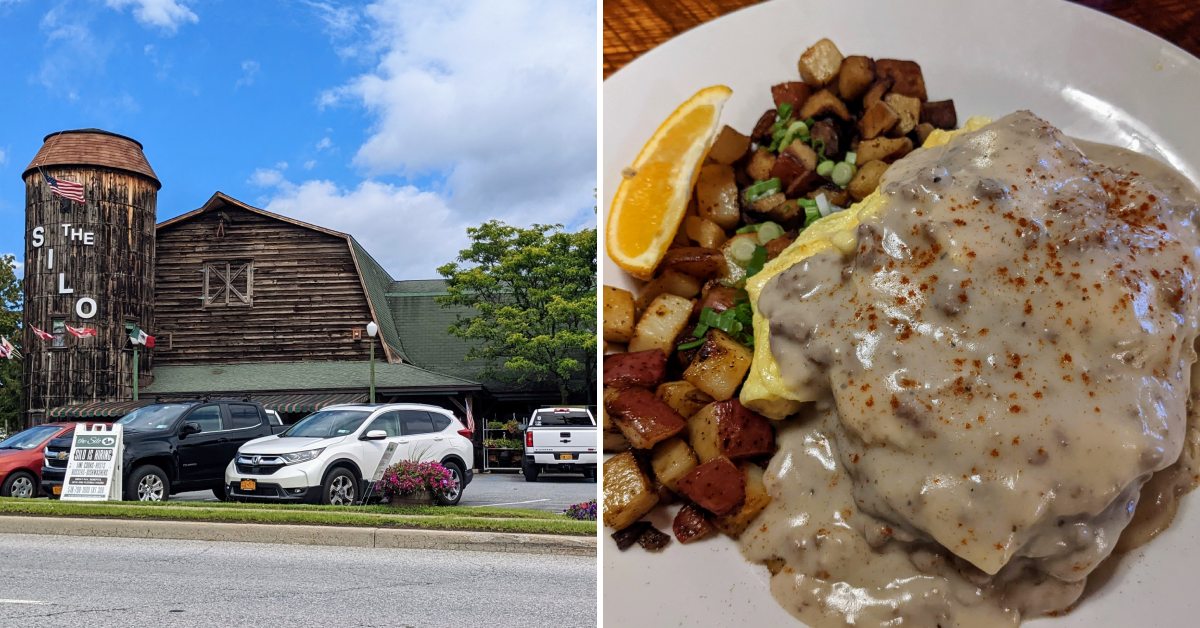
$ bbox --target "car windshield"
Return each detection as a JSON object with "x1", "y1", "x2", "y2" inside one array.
[
  {"x1": 116, "y1": 404, "x2": 191, "y2": 431},
  {"x1": 280, "y1": 409, "x2": 370, "y2": 438},
  {"x1": 0, "y1": 425, "x2": 62, "y2": 450},
  {"x1": 532, "y1": 410, "x2": 593, "y2": 427}
]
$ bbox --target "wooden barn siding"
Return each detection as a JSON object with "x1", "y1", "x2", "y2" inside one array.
[
  {"x1": 154, "y1": 207, "x2": 375, "y2": 364},
  {"x1": 22, "y1": 168, "x2": 158, "y2": 421}
]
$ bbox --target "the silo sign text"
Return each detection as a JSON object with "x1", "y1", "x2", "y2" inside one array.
[{"x1": 30, "y1": 224, "x2": 98, "y2": 319}]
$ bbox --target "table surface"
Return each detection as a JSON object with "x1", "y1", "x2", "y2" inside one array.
[{"x1": 603, "y1": 0, "x2": 1200, "y2": 78}]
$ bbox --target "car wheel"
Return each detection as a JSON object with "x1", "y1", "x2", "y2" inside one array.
[
  {"x1": 212, "y1": 484, "x2": 228, "y2": 501},
  {"x1": 437, "y1": 460, "x2": 465, "y2": 506},
  {"x1": 1, "y1": 471, "x2": 37, "y2": 498},
  {"x1": 322, "y1": 467, "x2": 358, "y2": 506},
  {"x1": 126, "y1": 465, "x2": 170, "y2": 502},
  {"x1": 522, "y1": 459, "x2": 539, "y2": 483}
]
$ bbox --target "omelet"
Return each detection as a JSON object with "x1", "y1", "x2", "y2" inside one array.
[{"x1": 740, "y1": 116, "x2": 992, "y2": 420}]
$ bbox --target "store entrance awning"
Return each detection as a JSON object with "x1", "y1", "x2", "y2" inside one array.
[
  {"x1": 252, "y1": 392, "x2": 368, "y2": 413},
  {"x1": 47, "y1": 400, "x2": 154, "y2": 419}
]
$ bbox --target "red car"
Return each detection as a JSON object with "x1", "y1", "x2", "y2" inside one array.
[{"x1": 0, "y1": 423, "x2": 74, "y2": 498}]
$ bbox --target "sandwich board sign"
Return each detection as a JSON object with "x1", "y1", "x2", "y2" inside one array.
[
  {"x1": 357, "y1": 441, "x2": 398, "y2": 505},
  {"x1": 61, "y1": 423, "x2": 124, "y2": 501}
]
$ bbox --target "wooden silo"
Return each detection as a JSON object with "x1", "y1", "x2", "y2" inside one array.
[{"x1": 21, "y1": 129, "x2": 160, "y2": 424}]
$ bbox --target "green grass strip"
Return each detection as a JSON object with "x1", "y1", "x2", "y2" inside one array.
[{"x1": 0, "y1": 499, "x2": 596, "y2": 536}]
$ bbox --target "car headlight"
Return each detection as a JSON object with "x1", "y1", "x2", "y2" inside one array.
[{"x1": 281, "y1": 448, "x2": 324, "y2": 464}]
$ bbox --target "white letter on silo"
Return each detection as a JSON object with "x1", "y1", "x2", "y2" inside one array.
[
  {"x1": 32, "y1": 226, "x2": 44, "y2": 248},
  {"x1": 76, "y1": 298, "x2": 97, "y2": 319},
  {"x1": 58, "y1": 273, "x2": 74, "y2": 294}
]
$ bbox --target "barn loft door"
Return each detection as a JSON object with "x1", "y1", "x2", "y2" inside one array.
[{"x1": 203, "y1": 261, "x2": 253, "y2": 307}]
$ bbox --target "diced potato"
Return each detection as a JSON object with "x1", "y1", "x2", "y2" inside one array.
[
  {"x1": 914, "y1": 122, "x2": 936, "y2": 146},
  {"x1": 848, "y1": 160, "x2": 890, "y2": 201},
  {"x1": 604, "y1": 430, "x2": 630, "y2": 452},
  {"x1": 858, "y1": 100, "x2": 899, "y2": 140},
  {"x1": 605, "y1": 386, "x2": 687, "y2": 449},
  {"x1": 875, "y1": 59, "x2": 927, "y2": 101},
  {"x1": 782, "y1": 140, "x2": 818, "y2": 173},
  {"x1": 797, "y1": 89, "x2": 850, "y2": 122},
  {"x1": 650, "y1": 437, "x2": 699, "y2": 492},
  {"x1": 636, "y1": 270, "x2": 702, "y2": 311},
  {"x1": 676, "y1": 457, "x2": 745, "y2": 516},
  {"x1": 921, "y1": 99, "x2": 957, "y2": 130},
  {"x1": 683, "y1": 329, "x2": 753, "y2": 401},
  {"x1": 656, "y1": 380, "x2": 713, "y2": 419},
  {"x1": 884, "y1": 93, "x2": 921, "y2": 136},
  {"x1": 696, "y1": 163, "x2": 740, "y2": 229},
  {"x1": 714, "y1": 463, "x2": 772, "y2": 537},
  {"x1": 687, "y1": 398, "x2": 775, "y2": 463},
  {"x1": 720, "y1": 233, "x2": 759, "y2": 287},
  {"x1": 629, "y1": 293, "x2": 693, "y2": 354},
  {"x1": 749, "y1": 191, "x2": 788, "y2": 215},
  {"x1": 673, "y1": 503, "x2": 715, "y2": 544},
  {"x1": 797, "y1": 38, "x2": 843, "y2": 87},
  {"x1": 746, "y1": 148, "x2": 776, "y2": 181},
  {"x1": 708, "y1": 125, "x2": 751, "y2": 165},
  {"x1": 603, "y1": 451, "x2": 659, "y2": 530},
  {"x1": 771, "y1": 81, "x2": 811, "y2": 110},
  {"x1": 837, "y1": 55, "x2": 875, "y2": 101},
  {"x1": 855, "y1": 136, "x2": 913, "y2": 164},
  {"x1": 603, "y1": 286, "x2": 635, "y2": 343},
  {"x1": 862, "y1": 77, "x2": 893, "y2": 109},
  {"x1": 684, "y1": 216, "x2": 728, "y2": 250}
]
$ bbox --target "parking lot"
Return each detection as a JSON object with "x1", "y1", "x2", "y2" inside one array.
[{"x1": 171, "y1": 470, "x2": 595, "y2": 512}]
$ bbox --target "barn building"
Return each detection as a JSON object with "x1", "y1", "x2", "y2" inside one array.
[{"x1": 19, "y1": 129, "x2": 572, "y2": 464}]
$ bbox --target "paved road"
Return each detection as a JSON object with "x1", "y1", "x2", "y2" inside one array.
[
  {"x1": 172, "y1": 471, "x2": 597, "y2": 513},
  {"x1": 0, "y1": 533, "x2": 596, "y2": 627}
]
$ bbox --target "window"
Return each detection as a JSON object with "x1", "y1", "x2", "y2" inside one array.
[
  {"x1": 187, "y1": 405, "x2": 223, "y2": 433},
  {"x1": 203, "y1": 260, "x2": 253, "y2": 307},
  {"x1": 51, "y1": 319, "x2": 65, "y2": 349},
  {"x1": 228, "y1": 404, "x2": 261, "y2": 430},
  {"x1": 399, "y1": 410, "x2": 436, "y2": 436},
  {"x1": 532, "y1": 409, "x2": 594, "y2": 427},
  {"x1": 365, "y1": 412, "x2": 400, "y2": 437},
  {"x1": 430, "y1": 413, "x2": 452, "y2": 432}
]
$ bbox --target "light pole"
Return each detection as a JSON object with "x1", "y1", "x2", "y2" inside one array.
[{"x1": 366, "y1": 321, "x2": 378, "y2": 404}]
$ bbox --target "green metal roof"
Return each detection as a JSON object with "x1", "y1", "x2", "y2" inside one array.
[
  {"x1": 142, "y1": 361, "x2": 482, "y2": 394},
  {"x1": 349, "y1": 238, "x2": 408, "y2": 363},
  {"x1": 385, "y1": 280, "x2": 492, "y2": 382}
]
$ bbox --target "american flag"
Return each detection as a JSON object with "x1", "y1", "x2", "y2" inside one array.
[
  {"x1": 43, "y1": 171, "x2": 85, "y2": 203},
  {"x1": 66, "y1": 325, "x2": 97, "y2": 338},
  {"x1": 30, "y1": 325, "x2": 54, "y2": 341},
  {"x1": 0, "y1": 336, "x2": 20, "y2": 360}
]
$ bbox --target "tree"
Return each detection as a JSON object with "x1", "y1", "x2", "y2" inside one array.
[
  {"x1": 437, "y1": 221, "x2": 596, "y2": 404},
  {"x1": 0, "y1": 254, "x2": 22, "y2": 433}
]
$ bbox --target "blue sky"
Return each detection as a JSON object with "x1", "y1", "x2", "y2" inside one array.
[{"x1": 0, "y1": 0, "x2": 597, "y2": 279}]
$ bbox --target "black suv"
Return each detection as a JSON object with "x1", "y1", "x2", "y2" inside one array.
[{"x1": 42, "y1": 400, "x2": 285, "y2": 501}]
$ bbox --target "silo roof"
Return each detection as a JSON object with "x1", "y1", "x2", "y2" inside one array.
[{"x1": 22, "y1": 128, "x2": 160, "y2": 189}]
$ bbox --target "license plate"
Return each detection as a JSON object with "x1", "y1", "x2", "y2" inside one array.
[
  {"x1": 558, "y1": 453, "x2": 574, "y2": 460},
  {"x1": 52, "y1": 485, "x2": 61, "y2": 495},
  {"x1": 240, "y1": 479, "x2": 257, "y2": 491}
]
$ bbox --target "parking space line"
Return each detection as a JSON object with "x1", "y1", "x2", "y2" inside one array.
[
  {"x1": 0, "y1": 599, "x2": 49, "y2": 605},
  {"x1": 470, "y1": 499, "x2": 551, "y2": 507}
]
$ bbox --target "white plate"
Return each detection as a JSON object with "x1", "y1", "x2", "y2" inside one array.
[{"x1": 601, "y1": 0, "x2": 1200, "y2": 625}]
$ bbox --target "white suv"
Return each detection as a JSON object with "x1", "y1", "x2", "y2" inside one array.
[{"x1": 225, "y1": 403, "x2": 474, "y2": 505}]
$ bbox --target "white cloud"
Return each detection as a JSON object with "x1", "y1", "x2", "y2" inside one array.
[
  {"x1": 256, "y1": 176, "x2": 465, "y2": 279},
  {"x1": 105, "y1": 0, "x2": 197, "y2": 34},
  {"x1": 236, "y1": 59, "x2": 260, "y2": 88},
  {"x1": 316, "y1": 136, "x2": 333, "y2": 151},
  {"x1": 249, "y1": 168, "x2": 286, "y2": 188},
  {"x1": 303, "y1": 160, "x2": 317, "y2": 170},
  {"x1": 324, "y1": 0, "x2": 596, "y2": 226},
  {"x1": 0, "y1": 148, "x2": 7, "y2": 167}
]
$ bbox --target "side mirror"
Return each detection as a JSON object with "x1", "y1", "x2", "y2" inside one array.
[
  {"x1": 180, "y1": 422, "x2": 202, "y2": 438},
  {"x1": 362, "y1": 429, "x2": 387, "y2": 441}
]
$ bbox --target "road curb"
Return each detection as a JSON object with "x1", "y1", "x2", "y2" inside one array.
[{"x1": 0, "y1": 516, "x2": 596, "y2": 556}]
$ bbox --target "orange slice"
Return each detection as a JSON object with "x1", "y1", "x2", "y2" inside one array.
[{"x1": 606, "y1": 85, "x2": 732, "y2": 280}]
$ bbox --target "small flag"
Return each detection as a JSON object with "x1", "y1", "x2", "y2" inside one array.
[
  {"x1": 129, "y1": 325, "x2": 155, "y2": 348},
  {"x1": 0, "y1": 337, "x2": 20, "y2": 360},
  {"x1": 30, "y1": 325, "x2": 54, "y2": 341},
  {"x1": 66, "y1": 325, "x2": 97, "y2": 338},
  {"x1": 43, "y1": 171, "x2": 85, "y2": 204}
]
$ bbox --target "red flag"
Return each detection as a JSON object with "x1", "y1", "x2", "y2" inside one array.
[
  {"x1": 30, "y1": 325, "x2": 54, "y2": 341},
  {"x1": 66, "y1": 325, "x2": 97, "y2": 338}
]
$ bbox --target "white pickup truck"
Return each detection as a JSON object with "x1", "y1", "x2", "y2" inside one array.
[{"x1": 522, "y1": 407, "x2": 597, "y2": 482}]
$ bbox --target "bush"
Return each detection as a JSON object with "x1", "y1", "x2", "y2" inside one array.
[
  {"x1": 563, "y1": 500, "x2": 596, "y2": 521},
  {"x1": 374, "y1": 460, "x2": 455, "y2": 499}
]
